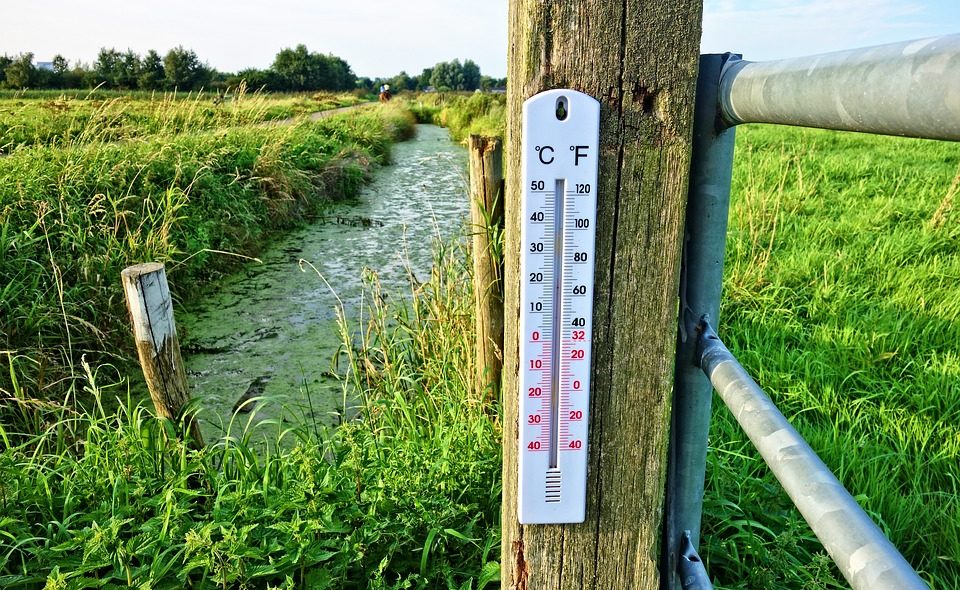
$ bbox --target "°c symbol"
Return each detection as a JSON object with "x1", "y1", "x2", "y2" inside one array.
[{"x1": 538, "y1": 145, "x2": 555, "y2": 165}]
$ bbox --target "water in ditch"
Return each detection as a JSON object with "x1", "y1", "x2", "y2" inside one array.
[{"x1": 177, "y1": 124, "x2": 468, "y2": 438}]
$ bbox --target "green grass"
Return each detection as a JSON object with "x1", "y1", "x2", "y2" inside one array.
[
  {"x1": 0, "y1": 103, "x2": 414, "y2": 421},
  {"x1": 0, "y1": 89, "x2": 365, "y2": 153},
  {"x1": 701, "y1": 125, "x2": 960, "y2": 589},
  {"x1": 0, "y1": 242, "x2": 500, "y2": 589},
  {"x1": 405, "y1": 93, "x2": 505, "y2": 141},
  {"x1": 2, "y1": 92, "x2": 958, "y2": 588}
]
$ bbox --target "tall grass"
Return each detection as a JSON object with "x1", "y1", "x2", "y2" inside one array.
[
  {"x1": 405, "y1": 93, "x2": 504, "y2": 141},
  {"x1": 3, "y1": 92, "x2": 958, "y2": 588},
  {"x1": 701, "y1": 125, "x2": 960, "y2": 589},
  {"x1": 0, "y1": 104, "x2": 415, "y2": 424},
  {"x1": 0, "y1": 240, "x2": 500, "y2": 589},
  {"x1": 0, "y1": 88, "x2": 364, "y2": 153}
]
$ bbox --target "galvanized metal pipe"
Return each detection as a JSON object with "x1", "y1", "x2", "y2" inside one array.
[
  {"x1": 696, "y1": 319, "x2": 929, "y2": 590},
  {"x1": 678, "y1": 531, "x2": 714, "y2": 590},
  {"x1": 664, "y1": 53, "x2": 736, "y2": 590},
  {"x1": 719, "y1": 34, "x2": 960, "y2": 141}
]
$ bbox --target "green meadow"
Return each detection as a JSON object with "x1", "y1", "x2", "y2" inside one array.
[
  {"x1": 0, "y1": 89, "x2": 363, "y2": 153},
  {"x1": 0, "y1": 92, "x2": 958, "y2": 588},
  {"x1": 704, "y1": 125, "x2": 960, "y2": 588}
]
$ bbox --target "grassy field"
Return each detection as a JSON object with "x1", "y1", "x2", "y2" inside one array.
[
  {"x1": 0, "y1": 89, "x2": 364, "y2": 153},
  {"x1": 1, "y1": 97, "x2": 412, "y2": 429},
  {"x1": 702, "y1": 125, "x2": 960, "y2": 588},
  {"x1": 0, "y1": 243, "x2": 500, "y2": 589},
  {"x1": 1, "y1": 91, "x2": 958, "y2": 588}
]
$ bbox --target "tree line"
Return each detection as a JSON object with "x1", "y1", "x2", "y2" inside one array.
[
  {"x1": 373, "y1": 59, "x2": 506, "y2": 93},
  {"x1": 0, "y1": 45, "x2": 355, "y2": 92},
  {"x1": 0, "y1": 46, "x2": 505, "y2": 94}
]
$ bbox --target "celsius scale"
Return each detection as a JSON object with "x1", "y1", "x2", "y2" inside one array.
[{"x1": 518, "y1": 89, "x2": 600, "y2": 524}]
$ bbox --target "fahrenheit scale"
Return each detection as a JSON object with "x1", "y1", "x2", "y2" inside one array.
[{"x1": 518, "y1": 89, "x2": 600, "y2": 524}]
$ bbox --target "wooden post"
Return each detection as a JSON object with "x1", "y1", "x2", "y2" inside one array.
[
  {"x1": 502, "y1": 2, "x2": 703, "y2": 589},
  {"x1": 468, "y1": 135, "x2": 505, "y2": 403},
  {"x1": 121, "y1": 263, "x2": 203, "y2": 447}
]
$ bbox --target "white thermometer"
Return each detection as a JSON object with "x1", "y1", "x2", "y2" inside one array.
[{"x1": 518, "y1": 89, "x2": 600, "y2": 524}]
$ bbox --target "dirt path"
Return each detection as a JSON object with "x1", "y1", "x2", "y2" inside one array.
[{"x1": 307, "y1": 103, "x2": 375, "y2": 121}]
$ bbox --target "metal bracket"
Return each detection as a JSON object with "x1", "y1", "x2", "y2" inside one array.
[{"x1": 678, "y1": 531, "x2": 714, "y2": 590}]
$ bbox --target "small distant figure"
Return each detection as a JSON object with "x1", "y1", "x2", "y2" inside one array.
[{"x1": 379, "y1": 83, "x2": 392, "y2": 103}]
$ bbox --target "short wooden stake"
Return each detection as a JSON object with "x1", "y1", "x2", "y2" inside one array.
[
  {"x1": 468, "y1": 135, "x2": 505, "y2": 403},
  {"x1": 121, "y1": 263, "x2": 203, "y2": 447}
]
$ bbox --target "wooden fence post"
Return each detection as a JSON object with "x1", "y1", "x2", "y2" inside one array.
[
  {"x1": 468, "y1": 135, "x2": 505, "y2": 403},
  {"x1": 501, "y1": 2, "x2": 703, "y2": 588},
  {"x1": 121, "y1": 263, "x2": 203, "y2": 447}
]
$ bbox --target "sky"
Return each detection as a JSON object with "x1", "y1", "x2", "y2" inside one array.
[{"x1": 1, "y1": 1, "x2": 958, "y2": 79}]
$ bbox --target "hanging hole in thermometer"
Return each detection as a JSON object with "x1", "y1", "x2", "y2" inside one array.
[{"x1": 518, "y1": 89, "x2": 600, "y2": 524}]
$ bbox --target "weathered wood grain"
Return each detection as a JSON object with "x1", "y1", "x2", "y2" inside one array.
[
  {"x1": 469, "y1": 135, "x2": 506, "y2": 404},
  {"x1": 502, "y1": 2, "x2": 703, "y2": 588},
  {"x1": 122, "y1": 263, "x2": 204, "y2": 447}
]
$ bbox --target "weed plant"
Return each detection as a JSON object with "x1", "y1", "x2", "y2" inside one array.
[
  {"x1": 0, "y1": 239, "x2": 500, "y2": 589},
  {"x1": 0, "y1": 104, "x2": 415, "y2": 425}
]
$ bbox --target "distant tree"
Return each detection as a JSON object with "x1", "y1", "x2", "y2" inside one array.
[
  {"x1": 228, "y1": 68, "x2": 277, "y2": 91},
  {"x1": 390, "y1": 71, "x2": 412, "y2": 94},
  {"x1": 4, "y1": 53, "x2": 38, "y2": 88},
  {"x1": 164, "y1": 46, "x2": 209, "y2": 90},
  {"x1": 0, "y1": 55, "x2": 10, "y2": 86},
  {"x1": 430, "y1": 60, "x2": 466, "y2": 91},
  {"x1": 94, "y1": 48, "x2": 122, "y2": 87},
  {"x1": 461, "y1": 59, "x2": 481, "y2": 91},
  {"x1": 273, "y1": 45, "x2": 326, "y2": 91},
  {"x1": 429, "y1": 62, "x2": 450, "y2": 91},
  {"x1": 324, "y1": 54, "x2": 355, "y2": 91},
  {"x1": 138, "y1": 50, "x2": 165, "y2": 90},
  {"x1": 52, "y1": 55, "x2": 69, "y2": 75},
  {"x1": 271, "y1": 45, "x2": 355, "y2": 91},
  {"x1": 273, "y1": 44, "x2": 321, "y2": 91},
  {"x1": 116, "y1": 50, "x2": 141, "y2": 89},
  {"x1": 35, "y1": 67, "x2": 56, "y2": 90},
  {"x1": 355, "y1": 76, "x2": 374, "y2": 92},
  {"x1": 416, "y1": 67, "x2": 433, "y2": 90},
  {"x1": 77, "y1": 64, "x2": 98, "y2": 89},
  {"x1": 426, "y1": 59, "x2": 484, "y2": 91},
  {"x1": 62, "y1": 65, "x2": 87, "y2": 89}
]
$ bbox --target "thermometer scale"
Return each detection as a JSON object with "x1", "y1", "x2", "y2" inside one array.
[{"x1": 518, "y1": 89, "x2": 600, "y2": 524}]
